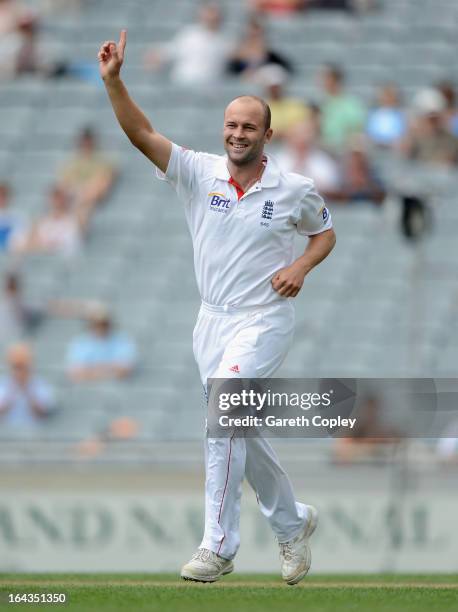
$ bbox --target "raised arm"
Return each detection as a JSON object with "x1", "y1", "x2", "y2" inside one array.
[{"x1": 98, "y1": 30, "x2": 172, "y2": 173}]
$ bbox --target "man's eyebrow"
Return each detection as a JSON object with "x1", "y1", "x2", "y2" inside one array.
[{"x1": 224, "y1": 120, "x2": 258, "y2": 128}]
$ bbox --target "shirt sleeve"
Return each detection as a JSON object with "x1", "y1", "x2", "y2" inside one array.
[
  {"x1": 295, "y1": 182, "x2": 333, "y2": 236},
  {"x1": 113, "y1": 337, "x2": 137, "y2": 368},
  {"x1": 66, "y1": 339, "x2": 88, "y2": 368},
  {"x1": 155, "y1": 142, "x2": 201, "y2": 203}
]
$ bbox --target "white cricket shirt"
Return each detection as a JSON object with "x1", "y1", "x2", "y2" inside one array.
[{"x1": 158, "y1": 143, "x2": 332, "y2": 308}]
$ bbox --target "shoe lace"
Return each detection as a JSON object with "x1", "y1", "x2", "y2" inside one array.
[
  {"x1": 192, "y1": 548, "x2": 226, "y2": 569},
  {"x1": 279, "y1": 541, "x2": 295, "y2": 562},
  {"x1": 192, "y1": 549, "x2": 212, "y2": 562}
]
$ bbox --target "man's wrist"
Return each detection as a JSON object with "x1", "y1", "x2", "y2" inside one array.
[
  {"x1": 103, "y1": 74, "x2": 122, "y2": 88},
  {"x1": 294, "y1": 256, "x2": 313, "y2": 276}
]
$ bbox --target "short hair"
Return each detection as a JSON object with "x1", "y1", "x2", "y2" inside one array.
[
  {"x1": 324, "y1": 63, "x2": 344, "y2": 84},
  {"x1": 436, "y1": 80, "x2": 455, "y2": 108},
  {"x1": 228, "y1": 95, "x2": 271, "y2": 132},
  {"x1": 79, "y1": 126, "x2": 96, "y2": 142}
]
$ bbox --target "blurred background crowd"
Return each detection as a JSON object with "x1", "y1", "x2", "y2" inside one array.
[{"x1": 0, "y1": 0, "x2": 457, "y2": 467}]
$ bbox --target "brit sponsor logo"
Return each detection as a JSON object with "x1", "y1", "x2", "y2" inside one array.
[
  {"x1": 322, "y1": 207, "x2": 329, "y2": 222},
  {"x1": 208, "y1": 192, "x2": 231, "y2": 213}
]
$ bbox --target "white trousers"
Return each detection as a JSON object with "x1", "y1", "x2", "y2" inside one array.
[{"x1": 193, "y1": 300, "x2": 309, "y2": 560}]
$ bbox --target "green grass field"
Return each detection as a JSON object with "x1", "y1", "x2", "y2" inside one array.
[{"x1": 1, "y1": 574, "x2": 457, "y2": 612}]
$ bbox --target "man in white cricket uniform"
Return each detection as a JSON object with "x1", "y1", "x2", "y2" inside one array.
[{"x1": 98, "y1": 31, "x2": 336, "y2": 585}]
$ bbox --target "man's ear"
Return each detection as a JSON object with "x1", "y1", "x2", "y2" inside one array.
[{"x1": 264, "y1": 128, "x2": 273, "y2": 144}]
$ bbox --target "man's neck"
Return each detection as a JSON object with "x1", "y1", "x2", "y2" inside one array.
[{"x1": 227, "y1": 156, "x2": 266, "y2": 192}]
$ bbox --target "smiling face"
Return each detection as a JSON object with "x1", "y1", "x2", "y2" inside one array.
[{"x1": 223, "y1": 97, "x2": 272, "y2": 167}]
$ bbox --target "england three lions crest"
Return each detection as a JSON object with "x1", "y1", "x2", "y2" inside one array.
[{"x1": 261, "y1": 200, "x2": 274, "y2": 227}]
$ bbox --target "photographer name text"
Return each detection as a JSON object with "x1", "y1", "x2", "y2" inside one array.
[{"x1": 218, "y1": 415, "x2": 356, "y2": 430}]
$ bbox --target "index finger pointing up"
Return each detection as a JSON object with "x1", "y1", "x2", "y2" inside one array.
[{"x1": 118, "y1": 29, "x2": 127, "y2": 57}]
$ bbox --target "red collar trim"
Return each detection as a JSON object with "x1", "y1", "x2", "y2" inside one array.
[
  {"x1": 228, "y1": 177, "x2": 245, "y2": 201},
  {"x1": 228, "y1": 157, "x2": 267, "y2": 201}
]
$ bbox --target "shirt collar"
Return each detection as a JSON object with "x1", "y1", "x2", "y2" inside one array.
[{"x1": 214, "y1": 153, "x2": 280, "y2": 189}]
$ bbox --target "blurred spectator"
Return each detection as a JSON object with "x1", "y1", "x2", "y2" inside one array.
[
  {"x1": 311, "y1": 0, "x2": 351, "y2": 8},
  {"x1": 0, "y1": 182, "x2": 24, "y2": 251},
  {"x1": 0, "y1": 342, "x2": 56, "y2": 427},
  {"x1": 436, "y1": 80, "x2": 458, "y2": 138},
  {"x1": 276, "y1": 121, "x2": 340, "y2": 196},
  {"x1": 403, "y1": 88, "x2": 458, "y2": 167},
  {"x1": 66, "y1": 304, "x2": 137, "y2": 383},
  {"x1": 58, "y1": 127, "x2": 117, "y2": 213},
  {"x1": 76, "y1": 417, "x2": 140, "y2": 459},
  {"x1": 0, "y1": 273, "x2": 45, "y2": 346},
  {"x1": 366, "y1": 83, "x2": 407, "y2": 148},
  {"x1": 0, "y1": 0, "x2": 24, "y2": 35},
  {"x1": 332, "y1": 396, "x2": 400, "y2": 464},
  {"x1": 309, "y1": 0, "x2": 377, "y2": 12},
  {"x1": 14, "y1": 14, "x2": 45, "y2": 76},
  {"x1": 258, "y1": 64, "x2": 309, "y2": 140},
  {"x1": 0, "y1": 271, "x2": 100, "y2": 347},
  {"x1": 15, "y1": 14, "x2": 67, "y2": 78},
  {"x1": 248, "y1": 0, "x2": 307, "y2": 15},
  {"x1": 144, "y1": 2, "x2": 231, "y2": 86},
  {"x1": 319, "y1": 63, "x2": 366, "y2": 151},
  {"x1": 0, "y1": 14, "x2": 23, "y2": 78},
  {"x1": 0, "y1": 14, "x2": 67, "y2": 80},
  {"x1": 333, "y1": 137, "x2": 386, "y2": 204},
  {"x1": 227, "y1": 15, "x2": 292, "y2": 80},
  {"x1": 250, "y1": 0, "x2": 376, "y2": 11},
  {"x1": 11, "y1": 186, "x2": 87, "y2": 257}
]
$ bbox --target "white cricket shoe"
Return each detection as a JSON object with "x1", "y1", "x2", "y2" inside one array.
[
  {"x1": 279, "y1": 505, "x2": 318, "y2": 586},
  {"x1": 181, "y1": 548, "x2": 234, "y2": 583}
]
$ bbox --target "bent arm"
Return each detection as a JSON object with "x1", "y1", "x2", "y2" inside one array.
[
  {"x1": 272, "y1": 228, "x2": 336, "y2": 298},
  {"x1": 295, "y1": 228, "x2": 336, "y2": 275}
]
